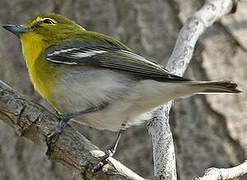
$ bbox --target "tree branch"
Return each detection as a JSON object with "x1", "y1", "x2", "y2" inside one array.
[
  {"x1": 0, "y1": 80, "x2": 144, "y2": 180},
  {"x1": 195, "y1": 161, "x2": 247, "y2": 180},
  {"x1": 147, "y1": 0, "x2": 236, "y2": 179}
]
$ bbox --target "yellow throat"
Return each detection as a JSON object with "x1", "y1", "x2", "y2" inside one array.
[{"x1": 20, "y1": 32, "x2": 60, "y2": 103}]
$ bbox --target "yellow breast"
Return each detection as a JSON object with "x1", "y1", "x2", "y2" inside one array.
[{"x1": 20, "y1": 32, "x2": 60, "y2": 103}]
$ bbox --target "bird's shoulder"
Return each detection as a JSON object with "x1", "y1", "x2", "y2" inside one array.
[{"x1": 67, "y1": 30, "x2": 130, "y2": 51}]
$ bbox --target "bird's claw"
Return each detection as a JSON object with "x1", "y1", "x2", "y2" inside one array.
[
  {"x1": 47, "y1": 131, "x2": 60, "y2": 144},
  {"x1": 91, "y1": 150, "x2": 113, "y2": 173}
]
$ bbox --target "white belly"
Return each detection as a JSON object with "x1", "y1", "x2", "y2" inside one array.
[{"x1": 50, "y1": 67, "x2": 192, "y2": 131}]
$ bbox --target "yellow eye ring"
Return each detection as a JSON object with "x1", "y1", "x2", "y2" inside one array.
[{"x1": 43, "y1": 19, "x2": 55, "y2": 25}]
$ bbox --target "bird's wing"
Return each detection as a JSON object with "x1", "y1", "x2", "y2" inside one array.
[{"x1": 44, "y1": 34, "x2": 188, "y2": 81}]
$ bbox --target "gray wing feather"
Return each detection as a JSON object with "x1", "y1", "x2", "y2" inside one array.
[{"x1": 44, "y1": 40, "x2": 188, "y2": 81}]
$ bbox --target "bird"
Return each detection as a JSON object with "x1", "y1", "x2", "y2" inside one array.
[{"x1": 2, "y1": 13, "x2": 241, "y2": 159}]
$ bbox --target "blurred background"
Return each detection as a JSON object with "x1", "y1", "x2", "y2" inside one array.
[{"x1": 0, "y1": 0, "x2": 247, "y2": 179}]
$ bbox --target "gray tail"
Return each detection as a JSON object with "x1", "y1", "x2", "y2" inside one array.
[{"x1": 189, "y1": 80, "x2": 242, "y2": 94}]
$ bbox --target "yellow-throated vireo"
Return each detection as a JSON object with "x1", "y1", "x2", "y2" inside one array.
[{"x1": 2, "y1": 14, "x2": 241, "y2": 158}]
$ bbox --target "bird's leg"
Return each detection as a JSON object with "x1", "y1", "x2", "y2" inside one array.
[
  {"x1": 92, "y1": 123, "x2": 126, "y2": 172},
  {"x1": 105, "y1": 129, "x2": 123, "y2": 157},
  {"x1": 48, "y1": 104, "x2": 105, "y2": 143}
]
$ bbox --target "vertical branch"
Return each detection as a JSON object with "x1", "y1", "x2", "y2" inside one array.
[
  {"x1": 147, "y1": 0, "x2": 235, "y2": 179},
  {"x1": 147, "y1": 103, "x2": 176, "y2": 179}
]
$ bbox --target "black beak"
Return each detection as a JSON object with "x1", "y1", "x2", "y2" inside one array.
[{"x1": 2, "y1": 24, "x2": 29, "y2": 36}]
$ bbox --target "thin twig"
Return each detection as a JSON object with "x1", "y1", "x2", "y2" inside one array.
[
  {"x1": 195, "y1": 160, "x2": 247, "y2": 180},
  {"x1": 147, "y1": 0, "x2": 235, "y2": 179}
]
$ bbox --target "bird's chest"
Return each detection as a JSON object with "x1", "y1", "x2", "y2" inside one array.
[
  {"x1": 21, "y1": 36, "x2": 60, "y2": 102},
  {"x1": 29, "y1": 57, "x2": 61, "y2": 104}
]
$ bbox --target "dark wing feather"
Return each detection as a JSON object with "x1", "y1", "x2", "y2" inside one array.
[{"x1": 44, "y1": 39, "x2": 188, "y2": 81}]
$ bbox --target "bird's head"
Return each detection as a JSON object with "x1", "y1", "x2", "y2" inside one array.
[{"x1": 3, "y1": 14, "x2": 85, "y2": 46}]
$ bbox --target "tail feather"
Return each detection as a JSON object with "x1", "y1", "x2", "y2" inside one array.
[{"x1": 189, "y1": 80, "x2": 242, "y2": 94}]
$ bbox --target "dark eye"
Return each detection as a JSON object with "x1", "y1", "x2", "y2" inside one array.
[{"x1": 43, "y1": 19, "x2": 55, "y2": 24}]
